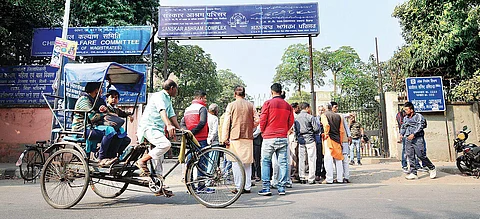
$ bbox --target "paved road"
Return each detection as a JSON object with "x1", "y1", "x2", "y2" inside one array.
[{"x1": 1, "y1": 162, "x2": 480, "y2": 219}]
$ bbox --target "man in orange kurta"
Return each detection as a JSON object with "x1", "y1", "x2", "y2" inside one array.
[{"x1": 320, "y1": 103, "x2": 345, "y2": 184}]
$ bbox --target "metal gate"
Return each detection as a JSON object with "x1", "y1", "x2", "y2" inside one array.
[{"x1": 333, "y1": 96, "x2": 386, "y2": 157}]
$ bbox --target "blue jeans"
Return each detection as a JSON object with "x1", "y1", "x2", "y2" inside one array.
[
  {"x1": 349, "y1": 138, "x2": 361, "y2": 162},
  {"x1": 405, "y1": 136, "x2": 434, "y2": 175},
  {"x1": 261, "y1": 138, "x2": 288, "y2": 190},
  {"x1": 197, "y1": 140, "x2": 208, "y2": 177}
]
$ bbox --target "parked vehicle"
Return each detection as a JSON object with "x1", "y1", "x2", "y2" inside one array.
[{"x1": 454, "y1": 126, "x2": 480, "y2": 176}]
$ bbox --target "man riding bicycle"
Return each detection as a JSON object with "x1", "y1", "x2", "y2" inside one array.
[{"x1": 136, "y1": 79, "x2": 181, "y2": 195}]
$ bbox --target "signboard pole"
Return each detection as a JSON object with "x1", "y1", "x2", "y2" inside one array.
[
  {"x1": 163, "y1": 38, "x2": 169, "y2": 80},
  {"x1": 308, "y1": 35, "x2": 316, "y2": 116},
  {"x1": 376, "y1": 37, "x2": 389, "y2": 157},
  {"x1": 52, "y1": 0, "x2": 71, "y2": 136}
]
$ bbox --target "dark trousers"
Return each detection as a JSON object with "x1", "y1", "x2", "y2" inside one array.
[
  {"x1": 315, "y1": 140, "x2": 326, "y2": 178},
  {"x1": 405, "y1": 136, "x2": 435, "y2": 175},
  {"x1": 108, "y1": 136, "x2": 131, "y2": 158},
  {"x1": 253, "y1": 144, "x2": 262, "y2": 178}
]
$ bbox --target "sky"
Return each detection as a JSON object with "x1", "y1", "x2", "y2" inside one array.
[{"x1": 160, "y1": 0, "x2": 407, "y2": 105}]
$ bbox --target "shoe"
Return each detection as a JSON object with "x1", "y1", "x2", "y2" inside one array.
[
  {"x1": 402, "y1": 167, "x2": 409, "y2": 173},
  {"x1": 286, "y1": 183, "x2": 293, "y2": 188},
  {"x1": 291, "y1": 178, "x2": 300, "y2": 183},
  {"x1": 300, "y1": 180, "x2": 307, "y2": 184},
  {"x1": 349, "y1": 161, "x2": 355, "y2": 165},
  {"x1": 270, "y1": 184, "x2": 278, "y2": 189},
  {"x1": 278, "y1": 189, "x2": 286, "y2": 195},
  {"x1": 343, "y1": 179, "x2": 350, "y2": 183},
  {"x1": 315, "y1": 176, "x2": 321, "y2": 181},
  {"x1": 429, "y1": 168, "x2": 437, "y2": 179},
  {"x1": 251, "y1": 181, "x2": 256, "y2": 186},
  {"x1": 308, "y1": 181, "x2": 315, "y2": 184},
  {"x1": 405, "y1": 173, "x2": 418, "y2": 180},
  {"x1": 333, "y1": 179, "x2": 343, "y2": 184},
  {"x1": 357, "y1": 161, "x2": 362, "y2": 165},
  {"x1": 135, "y1": 161, "x2": 150, "y2": 176},
  {"x1": 258, "y1": 189, "x2": 272, "y2": 196},
  {"x1": 255, "y1": 177, "x2": 261, "y2": 182},
  {"x1": 321, "y1": 180, "x2": 333, "y2": 184},
  {"x1": 196, "y1": 186, "x2": 216, "y2": 194},
  {"x1": 231, "y1": 189, "x2": 251, "y2": 194},
  {"x1": 154, "y1": 189, "x2": 174, "y2": 197}
]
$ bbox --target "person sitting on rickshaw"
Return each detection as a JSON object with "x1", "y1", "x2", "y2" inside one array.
[
  {"x1": 104, "y1": 89, "x2": 133, "y2": 158},
  {"x1": 71, "y1": 82, "x2": 120, "y2": 166}
]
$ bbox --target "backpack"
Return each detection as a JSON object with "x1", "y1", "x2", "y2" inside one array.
[{"x1": 418, "y1": 113, "x2": 427, "y2": 129}]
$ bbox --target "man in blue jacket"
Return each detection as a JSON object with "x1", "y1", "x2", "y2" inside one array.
[{"x1": 400, "y1": 102, "x2": 436, "y2": 180}]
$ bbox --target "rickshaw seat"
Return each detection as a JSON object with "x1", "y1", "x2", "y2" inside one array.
[{"x1": 63, "y1": 135, "x2": 86, "y2": 143}]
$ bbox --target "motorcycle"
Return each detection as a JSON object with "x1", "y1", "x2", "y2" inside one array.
[{"x1": 454, "y1": 126, "x2": 480, "y2": 176}]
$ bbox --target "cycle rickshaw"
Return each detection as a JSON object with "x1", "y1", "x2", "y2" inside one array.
[{"x1": 40, "y1": 62, "x2": 245, "y2": 209}]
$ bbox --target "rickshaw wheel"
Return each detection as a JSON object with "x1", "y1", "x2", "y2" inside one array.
[
  {"x1": 40, "y1": 148, "x2": 90, "y2": 209},
  {"x1": 185, "y1": 147, "x2": 245, "y2": 208},
  {"x1": 90, "y1": 177, "x2": 129, "y2": 198}
]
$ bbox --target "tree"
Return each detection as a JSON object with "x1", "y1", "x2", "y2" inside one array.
[
  {"x1": 0, "y1": 0, "x2": 63, "y2": 65},
  {"x1": 216, "y1": 69, "x2": 248, "y2": 115},
  {"x1": 0, "y1": 0, "x2": 158, "y2": 66},
  {"x1": 319, "y1": 46, "x2": 362, "y2": 94},
  {"x1": 273, "y1": 43, "x2": 325, "y2": 94},
  {"x1": 392, "y1": 0, "x2": 480, "y2": 79},
  {"x1": 153, "y1": 41, "x2": 221, "y2": 116},
  {"x1": 286, "y1": 91, "x2": 311, "y2": 104},
  {"x1": 451, "y1": 70, "x2": 480, "y2": 101},
  {"x1": 383, "y1": 47, "x2": 411, "y2": 92}
]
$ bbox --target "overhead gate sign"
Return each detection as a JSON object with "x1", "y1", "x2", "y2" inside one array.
[
  {"x1": 31, "y1": 26, "x2": 152, "y2": 56},
  {"x1": 158, "y1": 3, "x2": 319, "y2": 38},
  {"x1": 406, "y1": 76, "x2": 446, "y2": 112}
]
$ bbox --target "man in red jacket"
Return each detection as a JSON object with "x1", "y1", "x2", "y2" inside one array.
[
  {"x1": 181, "y1": 90, "x2": 212, "y2": 193},
  {"x1": 258, "y1": 83, "x2": 294, "y2": 196}
]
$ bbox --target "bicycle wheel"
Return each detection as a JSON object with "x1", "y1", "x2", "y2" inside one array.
[
  {"x1": 185, "y1": 147, "x2": 245, "y2": 208},
  {"x1": 40, "y1": 148, "x2": 90, "y2": 209},
  {"x1": 90, "y1": 177, "x2": 129, "y2": 198},
  {"x1": 19, "y1": 148, "x2": 44, "y2": 181}
]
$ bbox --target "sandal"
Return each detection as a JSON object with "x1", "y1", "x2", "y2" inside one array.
[
  {"x1": 154, "y1": 189, "x2": 174, "y2": 197},
  {"x1": 135, "y1": 161, "x2": 150, "y2": 176}
]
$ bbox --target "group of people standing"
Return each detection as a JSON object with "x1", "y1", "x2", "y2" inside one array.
[{"x1": 73, "y1": 79, "x2": 437, "y2": 199}]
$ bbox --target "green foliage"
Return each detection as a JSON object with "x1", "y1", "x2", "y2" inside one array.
[
  {"x1": 273, "y1": 43, "x2": 326, "y2": 93},
  {"x1": 0, "y1": 0, "x2": 158, "y2": 65},
  {"x1": 286, "y1": 91, "x2": 311, "y2": 104},
  {"x1": 0, "y1": 0, "x2": 64, "y2": 65},
  {"x1": 383, "y1": 47, "x2": 411, "y2": 92},
  {"x1": 153, "y1": 41, "x2": 221, "y2": 116},
  {"x1": 216, "y1": 69, "x2": 247, "y2": 115},
  {"x1": 70, "y1": 0, "x2": 158, "y2": 27},
  {"x1": 392, "y1": 0, "x2": 480, "y2": 79},
  {"x1": 451, "y1": 70, "x2": 480, "y2": 101},
  {"x1": 319, "y1": 46, "x2": 362, "y2": 94}
]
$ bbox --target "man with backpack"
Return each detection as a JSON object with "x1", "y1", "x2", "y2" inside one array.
[{"x1": 400, "y1": 102, "x2": 436, "y2": 180}]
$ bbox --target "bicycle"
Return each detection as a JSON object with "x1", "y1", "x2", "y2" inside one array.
[{"x1": 16, "y1": 140, "x2": 49, "y2": 181}]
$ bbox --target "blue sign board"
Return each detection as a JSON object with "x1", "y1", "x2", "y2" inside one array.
[
  {"x1": 0, "y1": 66, "x2": 56, "y2": 106},
  {"x1": 115, "y1": 64, "x2": 147, "y2": 104},
  {"x1": 0, "y1": 64, "x2": 147, "y2": 107},
  {"x1": 31, "y1": 26, "x2": 152, "y2": 57},
  {"x1": 158, "y1": 3, "x2": 319, "y2": 38},
  {"x1": 406, "y1": 76, "x2": 445, "y2": 112}
]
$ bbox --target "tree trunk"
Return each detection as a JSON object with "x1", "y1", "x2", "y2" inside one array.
[{"x1": 333, "y1": 71, "x2": 337, "y2": 94}]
